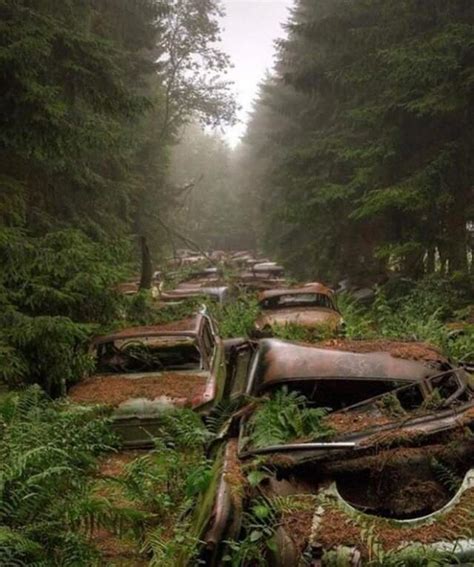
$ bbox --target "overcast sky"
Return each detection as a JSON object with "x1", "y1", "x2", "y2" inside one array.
[{"x1": 219, "y1": 0, "x2": 294, "y2": 146}]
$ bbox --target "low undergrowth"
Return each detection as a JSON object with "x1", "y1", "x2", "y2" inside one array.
[
  {"x1": 224, "y1": 494, "x2": 315, "y2": 566},
  {"x1": 243, "y1": 388, "x2": 334, "y2": 450},
  {"x1": 124, "y1": 292, "x2": 204, "y2": 327},
  {"x1": 336, "y1": 276, "x2": 474, "y2": 362},
  {"x1": 209, "y1": 293, "x2": 261, "y2": 338},
  {"x1": 270, "y1": 321, "x2": 336, "y2": 343},
  {"x1": 0, "y1": 386, "x2": 125, "y2": 565},
  {"x1": 93, "y1": 409, "x2": 213, "y2": 566},
  {"x1": 322, "y1": 543, "x2": 458, "y2": 566}
]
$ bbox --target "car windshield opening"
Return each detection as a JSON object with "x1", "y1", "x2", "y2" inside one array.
[
  {"x1": 261, "y1": 293, "x2": 334, "y2": 310},
  {"x1": 96, "y1": 338, "x2": 202, "y2": 373}
]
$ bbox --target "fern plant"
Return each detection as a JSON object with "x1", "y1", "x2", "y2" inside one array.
[
  {"x1": 96, "y1": 410, "x2": 213, "y2": 565},
  {"x1": 0, "y1": 387, "x2": 132, "y2": 566},
  {"x1": 431, "y1": 458, "x2": 462, "y2": 495},
  {"x1": 244, "y1": 387, "x2": 334, "y2": 449},
  {"x1": 208, "y1": 292, "x2": 261, "y2": 338}
]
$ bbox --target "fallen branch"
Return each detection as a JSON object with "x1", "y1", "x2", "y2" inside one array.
[{"x1": 156, "y1": 215, "x2": 216, "y2": 265}]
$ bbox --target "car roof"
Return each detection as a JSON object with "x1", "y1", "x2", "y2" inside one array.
[
  {"x1": 253, "y1": 262, "x2": 284, "y2": 270},
  {"x1": 93, "y1": 315, "x2": 203, "y2": 344},
  {"x1": 160, "y1": 286, "x2": 228, "y2": 300},
  {"x1": 258, "y1": 283, "x2": 334, "y2": 301},
  {"x1": 251, "y1": 339, "x2": 438, "y2": 390}
]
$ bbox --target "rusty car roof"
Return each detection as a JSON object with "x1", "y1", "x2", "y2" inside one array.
[
  {"x1": 258, "y1": 283, "x2": 334, "y2": 301},
  {"x1": 253, "y1": 262, "x2": 284, "y2": 271},
  {"x1": 250, "y1": 339, "x2": 437, "y2": 391},
  {"x1": 93, "y1": 315, "x2": 202, "y2": 344},
  {"x1": 160, "y1": 286, "x2": 228, "y2": 301}
]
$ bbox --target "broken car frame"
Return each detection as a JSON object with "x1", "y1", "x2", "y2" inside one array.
[{"x1": 196, "y1": 339, "x2": 474, "y2": 565}]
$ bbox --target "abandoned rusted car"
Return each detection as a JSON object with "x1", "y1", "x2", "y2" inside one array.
[
  {"x1": 159, "y1": 285, "x2": 231, "y2": 305},
  {"x1": 254, "y1": 283, "x2": 343, "y2": 334},
  {"x1": 251, "y1": 261, "x2": 285, "y2": 278},
  {"x1": 115, "y1": 280, "x2": 159, "y2": 298},
  {"x1": 195, "y1": 339, "x2": 474, "y2": 565},
  {"x1": 69, "y1": 313, "x2": 228, "y2": 447}
]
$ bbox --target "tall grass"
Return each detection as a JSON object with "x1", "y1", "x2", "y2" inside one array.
[{"x1": 338, "y1": 277, "x2": 474, "y2": 362}]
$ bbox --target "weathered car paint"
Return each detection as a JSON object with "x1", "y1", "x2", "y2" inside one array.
[
  {"x1": 200, "y1": 339, "x2": 474, "y2": 563},
  {"x1": 245, "y1": 338, "x2": 440, "y2": 394},
  {"x1": 254, "y1": 283, "x2": 343, "y2": 332},
  {"x1": 71, "y1": 313, "x2": 227, "y2": 448}
]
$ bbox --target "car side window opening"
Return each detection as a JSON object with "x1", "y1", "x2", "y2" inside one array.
[
  {"x1": 394, "y1": 383, "x2": 424, "y2": 410},
  {"x1": 428, "y1": 373, "x2": 460, "y2": 400},
  {"x1": 261, "y1": 293, "x2": 335, "y2": 310},
  {"x1": 96, "y1": 338, "x2": 202, "y2": 374},
  {"x1": 230, "y1": 349, "x2": 254, "y2": 397},
  {"x1": 264, "y1": 379, "x2": 398, "y2": 411},
  {"x1": 202, "y1": 322, "x2": 216, "y2": 361}
]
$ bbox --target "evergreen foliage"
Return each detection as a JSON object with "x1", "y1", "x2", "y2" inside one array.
[
  {"x1": 242, "y1": 0, "x2": 474, "y2": 282},
  {"x1": 0, "y1": 0, "x2": 235, "y2": 392}
]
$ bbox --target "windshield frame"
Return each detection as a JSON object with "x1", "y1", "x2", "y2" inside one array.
[{"x1": 94, "y1": 334, "x2": 204, "y2": 374}]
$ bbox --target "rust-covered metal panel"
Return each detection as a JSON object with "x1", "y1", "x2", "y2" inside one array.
[
  {"x1": 160, "y1": 286, "x2": 229, "y2": 304},
  {"x1": 92, "y1": 316, "x2": 202, "y2": 344},
  {"x1": 256, "y1": 339, "x2": 437, "y2": 387},
  {"x1": 256, "y1": 307, "x2": 341, "y2": 330},
  {"x1": 258, "y1": 283, "x2": 334, "y2": 301}
]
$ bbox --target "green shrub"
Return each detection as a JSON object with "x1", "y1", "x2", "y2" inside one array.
[
  {"x1": 0, "y1": 387, "x2": 124, "y2": 565},
  {"x1": 271, "y1": 321, "x2": 336, "y2": 342},
  {"x1": 337, "y1": 293, "x2": 376, "y2": 339},
  {"x1": 339, "y1": 277, "x2": 474, "y2": 362}
]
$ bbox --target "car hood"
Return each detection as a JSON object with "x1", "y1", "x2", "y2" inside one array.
[
  {"x1": 69, "y1": 370, "x2": 214, "y2": 415},
  {"x1": 255, "y1": 307, "x2": 342, "y2": 330}
]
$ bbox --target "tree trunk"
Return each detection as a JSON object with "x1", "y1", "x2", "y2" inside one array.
[
  {"x1": 139, "y1": 235, "x2": 153, "y2": 290},
  {"x1": 426, "y1": 247, "x2": 435, "y2": 274},
  {"x1": 446, "y1": 210, "x2": 467, "y2": 274}
]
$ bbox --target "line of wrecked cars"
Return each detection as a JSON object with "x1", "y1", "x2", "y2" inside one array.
[
  {"x1": 115, "y1": 249, "x2": 289, "y2": 307},
  {"x1": 69, "y1": 312, "x2": 474, "y2": 565},
  {"x1": 69, "y1": 251, "x2": 474, "y2": 565}
]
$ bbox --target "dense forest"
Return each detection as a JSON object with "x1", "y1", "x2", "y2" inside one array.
[
  {"x1": 1, "y1": 0, "x2": 473, "y2": 564},
  {"x1": 241, "y1": 0, "x2": 474, "y2": 283},
  {"x1": 0, "y1": 0, "x2": 236, "y2": 392}
]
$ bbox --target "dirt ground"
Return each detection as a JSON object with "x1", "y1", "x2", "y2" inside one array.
[
  {"x1": 91, "y1": 451, "x2": 149, "y2": 566},
  {"x1": 97, "y1": 450, "x2": 145, "y2": 477}
]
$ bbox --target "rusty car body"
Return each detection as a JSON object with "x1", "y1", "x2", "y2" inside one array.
[
  {"x1": 195, "y1": 339, "x2": 474, "y2": 565},
  {"x1": 254, "y1": 283, "x2": 343, "y2": 334},
  {"x1": 239, "y1": 261, "x2": 285, "y2": 280},
  {"x1": 159, "y1": 285, "x2": 231, "y2": 305},
  {"x1": 115, "y1": 280, "x2": 159, "y2": 298},
  {"x1": 69, "y1": 313, "x2": 228, "y2": 447}
]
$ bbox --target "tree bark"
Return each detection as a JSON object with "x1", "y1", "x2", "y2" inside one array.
[
  {"x1": 446, "y1": 210, "x2": 467, "y2": 274},
  {"x1": 139, "y1": 235, "x2": 153, "y2": 290}
]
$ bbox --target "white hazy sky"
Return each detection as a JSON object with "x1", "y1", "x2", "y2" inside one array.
[{"x1": 219, "y1": 0, "x2": 294, "y2": 146}]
